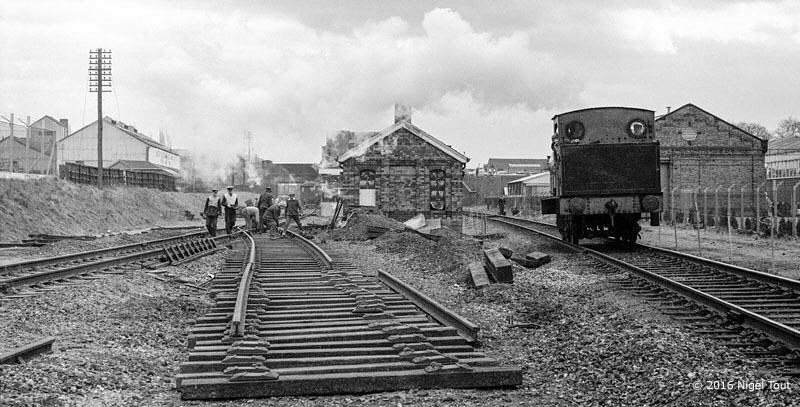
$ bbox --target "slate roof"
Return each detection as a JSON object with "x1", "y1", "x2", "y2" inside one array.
[
  {"x1": 109, "y1": 160, "x2": 179, "y2": 176},
  {"x1": 275, "y1": 163, "x2": 319, "y2": 181},
  {"x1": 767, "y1": 136, "x2": 800, "y2": 154},
  {"x1": 485, "y1": 158, "x2": 548, "y2": 173},
  {"x1": 61, "y1": 117, "x2": 176, "y2": 154},
  {"x1": 337, "y1": 120, "x2": 468, "y2": 164}
]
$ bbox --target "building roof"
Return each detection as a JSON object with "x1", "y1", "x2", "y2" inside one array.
[
  {"x1": 276, "y1": 163, "x2": 319, "y2": 180},
  {"x1": 767, "y1": 136, "x2": 800, "y2": 154},
  {"x1": 109, "y1": 160, "x2": 179, "y2": 176},
  {"x1": 508, "y1": 171, "x2": 550, "y2": 185},
  {"x1": 337, "y1": 120, "x2": 469, "y2": 164},
  {"x1": 485, "y1": 158, "x2": 548, "y2": 172},
  {"x1": 62, "y1": 116, "x2": 176, "y2": 154},
  {"x1": 656, "y1": 103, "x2": 765, "y2": 142}
]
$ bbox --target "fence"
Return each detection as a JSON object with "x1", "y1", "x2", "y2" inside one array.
[
  {"x1": 663, "y1": 180, "x2": 800, "y2": 239},
  {"x1": 483, "y1": 192, "x2": 551, "y2": 217},
  {"x1": 60, "y1": 162, "x2": 176, "y2": 191}
]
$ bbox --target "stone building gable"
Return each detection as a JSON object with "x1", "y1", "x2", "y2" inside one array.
[
  {"x1": 655, "y1": 104, "x2": 766, "y2": 153},
  {"x1": 352, "y1": 128, "x2": 455, "y2": 163}
]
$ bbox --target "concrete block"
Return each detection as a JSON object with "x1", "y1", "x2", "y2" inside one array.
[
  {"x1": 467, "y1": 262, "x2": 491, "y2": 288},
  {"x1": 509, "y1": 254, "x2": 536, "y2": 268},
  {"x1": 525, "y1": 252, "x2": 551, "y2": 267},
  {"x1": 483, "y1": 248, "x2": 513, "y2": 283},
  {"x1": 497, "y1": 247, "x2": 513, "y2": 259}
]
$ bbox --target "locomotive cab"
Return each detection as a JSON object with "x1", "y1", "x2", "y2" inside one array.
[{"x1": 542, "y1": 107, "x2": 662, "y2": 244}]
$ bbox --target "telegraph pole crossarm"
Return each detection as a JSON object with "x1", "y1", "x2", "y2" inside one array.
[{"x1": 89, "y1": 48, "x2": 112, "y2": 188}]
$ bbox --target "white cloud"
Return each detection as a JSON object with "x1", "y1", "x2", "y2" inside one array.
[{"x1": 612, "y1": 1, "x2": 800, "y2": 53}]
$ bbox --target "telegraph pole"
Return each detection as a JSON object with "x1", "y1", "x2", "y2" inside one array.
[{"x1": 89, "y1": 48, "x2": 112, "y2": 188}]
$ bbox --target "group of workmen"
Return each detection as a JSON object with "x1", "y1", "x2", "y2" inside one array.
[{"x1": 201, "y1": 185, "x2": 303, "y2": 239}]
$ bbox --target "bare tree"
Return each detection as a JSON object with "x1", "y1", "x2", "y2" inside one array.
[
  {"x1": 775, "y1": 116, "x2": 800, "y2": 139},
  {"x1": 735, "y1": 121, "x2": 772, "y2": 140}
]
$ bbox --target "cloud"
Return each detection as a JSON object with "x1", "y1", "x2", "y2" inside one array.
[
  {"x1": 1, "y1": 2, "x2": 582, "y2": 162},
  {"x1": 611, "y1": 1, "x2": 800, "y2": 53}
]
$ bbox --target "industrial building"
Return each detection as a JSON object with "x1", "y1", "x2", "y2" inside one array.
[
  {"x1": 59, "y1": 116, "x2": 179, "y2": 171},
  {"x1": 655, "y1": 103, "x2": 768, "y2": 221},
  {"x1": 0, "y1": 115, "x2": 68, "y2": 174}
]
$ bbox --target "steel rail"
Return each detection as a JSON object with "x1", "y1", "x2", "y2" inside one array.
[
  {"x1": 486, "y1": 215, "x2": 800, "y2": 350},
  {"x1": 1, "y1": 233, "x2": 238, "y2": 291},
  {"x1": 0, "y1": 229, "x2": 208, "y2": 275},
  {"x1": 230, "y1": 231, "x2": 256, "y2": 337},
  {"x1": 377, "y1": 270, "x2": 480, "y2": 343},
  {"x1": 284, "y1": 229, "x2": 480, "y2": 342},
  {"x1": 0, "y1": 337, "x2": 55, "y2": 364},
  {"x1": 285, "y1": 230, "x2": 333, "y2": 269}
]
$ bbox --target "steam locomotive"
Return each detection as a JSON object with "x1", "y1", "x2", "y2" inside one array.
[{"x1": 541, "y1": 107, "x2": 662, "y2": 243}]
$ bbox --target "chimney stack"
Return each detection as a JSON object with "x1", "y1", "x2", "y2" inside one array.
[
  {"x1": 666, "y1": 106, "x2": 671, "y2": 114},
  {"x1": 59, "y1": 118, "x2": 69, "y2": 134},
  {"x1": 394, "y1": 103, "x2": 412, "y2": 124}
]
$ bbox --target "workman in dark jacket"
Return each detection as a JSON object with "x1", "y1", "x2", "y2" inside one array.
[
  {"x1": 221, "y1": 186, "x2": 239, "y2": 234},
  {"x1": 202, "y1": 188, "x2": 221, "y2": 237},
  {"x1": 282, "y1": 193, "x2": 303, "y2": 236},
  {"x1": 256, "y1": 186, "x2": 273, "y2": 233},
  {"x1": 498, "y1": 194, "x2": 506, "y2": 216}
]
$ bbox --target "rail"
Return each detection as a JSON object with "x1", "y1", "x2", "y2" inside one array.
[
  {"x1": 0, "y1": 337, "x2": 55, "y2": 364},
  {"x1": 0, "y1": 229, "x2": 207, "y2": 275},
  {"x1": 285, "y1": 230, "x2": 333, "y2": 269},
  {"x1": 487, "y1": 215, "x2": 800, "y2": 350},
  {"x1": 377, "y1": 270, "x2": 480, "y2": 343},
  {"x1": 230, "y1": 231, "x2": 256, "y2": 337}
]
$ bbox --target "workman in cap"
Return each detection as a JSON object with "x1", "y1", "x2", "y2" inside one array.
[
  {"x1": 221, "y1": 185, "x2": 239, "y2": 234},
  {"x1": 202, "y1": 187, "x2": 221, "y2": 237},
  {"x1": 281, "y1": 192, "x2": 303, "y2": 236},
  {"x1": 256, "y1": 186, "x2": 273, "y2": 233}
]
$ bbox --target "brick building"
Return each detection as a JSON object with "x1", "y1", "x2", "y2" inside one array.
[
  {"x1": 338, "y1": 106, "x2": 469, "y2": 221},
  {"x1": 655, "y1": 103, "x2": 768, "y2": 215}
]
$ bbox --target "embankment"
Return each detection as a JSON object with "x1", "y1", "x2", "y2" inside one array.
[{"x1": 0, "y1": 178, "x2": 255, "y2": 242}]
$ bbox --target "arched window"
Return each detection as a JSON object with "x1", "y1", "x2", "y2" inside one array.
[{"x1": 430, "y1": 169, "x2": 445, "y2": 210}]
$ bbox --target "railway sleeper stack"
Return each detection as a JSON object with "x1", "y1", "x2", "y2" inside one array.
[{"x1": 177, "y1": 236, "x2": 521, "y2": 399}]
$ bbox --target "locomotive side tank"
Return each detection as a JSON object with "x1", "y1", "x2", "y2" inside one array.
[{"x1": 541, "y1": 107, "x2": 662, "y2": 243}]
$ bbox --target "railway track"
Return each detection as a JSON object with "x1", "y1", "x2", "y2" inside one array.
[
  {"x1": 480, "y1": 213, "x2": 800, "y2": 372},
  {"x1": 177, "y1": 231, "x2": 521, "y2": 399},
  {"x1": 0, "y1": 229, "x2": 231, "y2": 299}
]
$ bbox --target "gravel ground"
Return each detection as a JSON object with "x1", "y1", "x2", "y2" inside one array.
[
  {"x1": 319, "y1": 222, "x2": 800, "y2": 406},
  {"x1": 2, "y1": 218, "x2": 798, "y2": 406},
  {"x1": 0, "y1": 250, "x2": 225, "y2": 406}
]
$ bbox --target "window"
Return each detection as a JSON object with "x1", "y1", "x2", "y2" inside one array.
[
  {"x1": 359, "y1": 170, "x2": 375, "y2": 189},
  {"x1": 359, "y1": 169, "x2": 376, "y2": 206},
  {"x1": 430, "y1": 170, "x2": 446, "y2": 210}
]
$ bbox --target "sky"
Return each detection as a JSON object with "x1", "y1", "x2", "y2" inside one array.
[{"x1": 1, "y1": 0, "x2": 799, "y2": 169}]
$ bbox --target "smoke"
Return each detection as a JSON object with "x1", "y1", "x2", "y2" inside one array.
[{"x1": 244, "y1": 159, "x2": 262, "y2": 188}]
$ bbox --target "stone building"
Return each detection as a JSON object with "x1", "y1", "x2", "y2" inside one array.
[
  {"x1": 337, "y1": 106, "x2": 469, "y2": 221},
  {"x1": 655, "y1": 103, "x2": 768, "y2": 216}
]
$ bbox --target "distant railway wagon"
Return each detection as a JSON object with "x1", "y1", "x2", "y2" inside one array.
[{"x1": 542, "y1": 107, "x2": 662, "y2": 243}]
